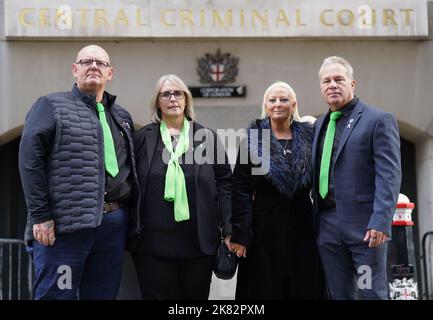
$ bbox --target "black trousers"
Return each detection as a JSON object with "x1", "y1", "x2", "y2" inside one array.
[{"x1": 132, "y1": 254, "x2": 214, "y2": 300}]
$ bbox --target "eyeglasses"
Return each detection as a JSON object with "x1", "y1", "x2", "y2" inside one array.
[
  {"x1": 75, "y1": 58, "x2": 110, "y2": 69},
  {"x1": 159, "y1": 91, "x2": 185, "y2": 100},
  {"x1": 267, "y1": 98, "x2": 291, "y2": 105}
]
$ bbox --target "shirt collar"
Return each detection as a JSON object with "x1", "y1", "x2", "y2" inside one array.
[
  {"x1": 338, "y1": 96, "x2": 358, "y2": 117},
  {"x1": 71, "y1": 84, "x2": 117, "y2": 109}
]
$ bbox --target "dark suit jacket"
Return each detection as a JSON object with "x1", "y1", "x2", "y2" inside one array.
[
  {"x1": 312, "y1": 99, "x2": 402, "y2": 236},
  {"x1": 132, "y1": 121, "x2": 232, "y2": 255}
]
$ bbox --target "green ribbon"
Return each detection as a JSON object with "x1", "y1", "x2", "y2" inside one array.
[{"x1": 160, "y1": 119, "x2": 190, "y2": 222}]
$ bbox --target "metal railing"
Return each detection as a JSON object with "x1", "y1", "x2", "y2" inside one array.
[
  {"x1": 421, "y1": 231, "x2": 433, "y2": 300},
  {"x1": 0, "y1": 238, "x2": 33, "y2": 300}
]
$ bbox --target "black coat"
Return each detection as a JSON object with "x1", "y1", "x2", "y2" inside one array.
[
  {"x1": 19, "y1": 85, "x2": 140, "y2": 244},
  {"x1": 132, "y1": 121, "x2": 232, "y2": 255},
  {"x1": 231, "y1": 119, "x2": 325, "y2": 300}
]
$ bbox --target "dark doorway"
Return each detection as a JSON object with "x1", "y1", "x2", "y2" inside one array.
[
  {"x1": 399, "y1": 137, "x2": 420, "y2": 295},
  {"x1": 0, "y1": 136, "x2": 32, "y2": 299},
  {"x1": 0, "y1": 137, "x2": 27, "y2": 239}
]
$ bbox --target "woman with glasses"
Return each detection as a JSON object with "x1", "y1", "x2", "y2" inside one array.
[
  {"x1": 230, "y1": 81, "x2": 325, "y2": 300},
  {"x1": 131, "y1": 74, "x2": 232, "y2": 299}
]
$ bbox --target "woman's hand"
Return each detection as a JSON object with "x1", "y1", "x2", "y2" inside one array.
[
  {"x1": 223, "y1": 234, "x2": 232, "y2": 250},
  {"x1": 230, "y1": 241, "x2": 247, "y2": 258}
]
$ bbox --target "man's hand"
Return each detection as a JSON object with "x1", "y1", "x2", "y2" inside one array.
[
  {"x1": 364, "y1": 229, "x2": 388, "y2": 248},
  {"x1": 33, "y1": 220, "x2": 56, "y2": 246}
]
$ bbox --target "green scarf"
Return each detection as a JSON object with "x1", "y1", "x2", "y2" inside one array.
[{"x1": 160, "y1": 118, "x2": 190, "y2": 222}]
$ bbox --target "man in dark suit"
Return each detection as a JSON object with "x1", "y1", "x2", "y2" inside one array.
[{"x1": 312, "y1": 56, "x2": 401, "y2": 299}]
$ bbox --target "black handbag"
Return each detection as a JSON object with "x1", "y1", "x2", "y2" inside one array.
[{"x1": 214, "y1": 238, "x2": 238, "y2": 280}]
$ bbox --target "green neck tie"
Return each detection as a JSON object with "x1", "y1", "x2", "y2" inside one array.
[
  {"x1": 96, "y1": 102, "x2": 119, "y2": 178},
  {"x1": 319, "y1": 111, "x2": 343, "y2": 199},
  {"x1": 160, "y1": 118, "x2": 190, "y2": 222}
]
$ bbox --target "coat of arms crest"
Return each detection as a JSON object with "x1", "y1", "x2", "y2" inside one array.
[{"x1": 196, "y1": 50, "x2": 239, "y2": 85}]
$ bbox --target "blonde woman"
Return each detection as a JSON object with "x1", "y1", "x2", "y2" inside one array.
[{"x1": 230, "y1": 81, "x2": 324, "y2": 299}]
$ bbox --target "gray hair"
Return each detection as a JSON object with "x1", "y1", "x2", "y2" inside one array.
[
  {"x1": 150, "y1": 74, "x2": 196, "y2": 123},
  {"x1": 261, "y1": 81, "x2": 301, "y2": 122},
  {"x1": 319, "y1": 56, "x2": 354, "y2": 80}
]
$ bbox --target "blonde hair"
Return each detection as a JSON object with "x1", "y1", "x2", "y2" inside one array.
[
  {"x1": 150, "y1": 74, "x2": 196, "y2": 123},
  {"x1": 261, "y1": 81, "x2": 301, "y2": 122}
]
